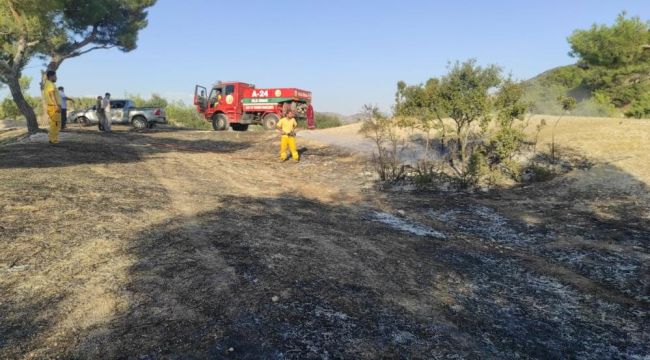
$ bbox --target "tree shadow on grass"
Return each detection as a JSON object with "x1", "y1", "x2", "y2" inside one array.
[{"x1": 0, "y1": 130, "x2": 252, "y2": 169}]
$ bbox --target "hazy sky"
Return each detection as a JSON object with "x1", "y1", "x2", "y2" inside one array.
[{"x1": 6, "y1": 0, "x2": 650, "y2": 115}]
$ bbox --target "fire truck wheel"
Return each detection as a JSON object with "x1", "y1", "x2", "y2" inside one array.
[
  {"x1": 263, "y1": 113, "x2": 279, "y2": 130},
  {"x1": 212, "y1": 114, "x2": 229, "y2": 131}
]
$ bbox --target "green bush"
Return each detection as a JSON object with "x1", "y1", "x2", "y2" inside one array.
[
  {"x1": 314, "y1": 112, "x2": 342, "y2": 129},
  {"x1": 625, "y1": 93, "x2": 650, "y2": 119},
  {"x1": 165, "y1": 101, "x2": 211, "y2": 130}
]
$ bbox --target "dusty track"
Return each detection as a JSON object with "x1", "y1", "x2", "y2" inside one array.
[{"x1": 0, "y1": 126, "x2": 648, "y2": 359}]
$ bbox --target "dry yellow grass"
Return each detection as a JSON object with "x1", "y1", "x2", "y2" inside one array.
[{"x1": 529, "y1": 115, "x2": 650, "y2": 185}]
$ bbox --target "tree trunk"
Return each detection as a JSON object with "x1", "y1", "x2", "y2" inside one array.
[{"x1": 6, "y1": 73, "x2": 39, "y2": 133}]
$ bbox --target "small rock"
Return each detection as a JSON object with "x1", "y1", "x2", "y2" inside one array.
[
  {"x1": 228, "y1": 347, "x2": 234, "y2": 352},
  {"x1": 397, "y1": 210, "x2": 406, "y2": 217},
  {"x1": 271, "y1": 296, "x2": 279, "y2": 302}
]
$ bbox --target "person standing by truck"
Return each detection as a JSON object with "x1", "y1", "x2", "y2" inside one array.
[
  {"x1": 101, "y1": 92, "x2": 112, "y2": 132},
  {"x1": 276, "y1": 110, "x2": 299, "y2": 162},
  {"x1": 43, "y1": 70, "x2": 62, "y2": 144},
  {"x1": 57, "y1": 86, "x2": 75, "y2": 130},
  {"x1": 306, "y1": 103, "x2": 315, "y2": 130}
]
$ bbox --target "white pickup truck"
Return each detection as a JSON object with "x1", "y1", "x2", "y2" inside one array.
[{"x1": 69, "y1": 99, "x2": 167, "y2": 129}]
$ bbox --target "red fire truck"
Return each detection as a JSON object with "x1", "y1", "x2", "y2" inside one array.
[{"x1": 193, "y1": 81, "x2": 312, "y2": 131}]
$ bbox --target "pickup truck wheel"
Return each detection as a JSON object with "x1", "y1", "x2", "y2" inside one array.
[
  {"x1": 262, "y1": 113, "x2": 279, "y2": 130},
  {"x1": 79, "y1": 116, "x2": 90, "y2": 125},
  {"x1": 147, "y1": 122, "x2": 156, "y2": 129},
  {"x1": 231, "y1": 124, "x2": 249, "y2": 131},
  {"x1": 212, "y1": 113, "x2": 228, "y2": 131},
  {"x1": 132, "y1": 116, "x2": 148, "y2": 130}
]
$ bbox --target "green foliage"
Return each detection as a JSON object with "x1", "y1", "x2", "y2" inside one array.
[
  {"x1": 394, "y1": 77, "x2": 447, "y2": 162},
  {"x1": 126, "y1": 93, "x2": 209, "y2": 129},
  {"x1": 558, "y1": 95, "x2": 577, "y2": 112},
  {"x1": 397, "y1": 59, "x2": 505, "y2": 181},
  {"x1": 488, "y1": 126, "x2": 525, "y2": 164},
  {"x1": 314, "y1": 113, "x2": 342, "y2": 129},
  {"x1": 0, "y1": 76, "x2": 39, "y2": 119},
  {"x1": 395, "y1": 60, "x2": 533, "y2": 189},
  {"x1": 539, "y1": 66, "x2": 587, "y2": 88},
  {"x1": 53, "y1": 0, "x2": 158, "y2": 54},
  {"x1": 524, "y1": 81, "x2": 567, "y2": 115},
  {"x1": 439, "y1": 60, "x2": 502, "y2": 133},
  {"x1": 165, "y1": 100, "x2": 211, "y2": 130},
  {"x1": 495, "y1": 79, "x2": 532, "y2": 125},
  {"x1": 412, "y1": 161, "x2": 446, "y2": 189},
  {"x1": 525, "y1": 13, "x2": 650, "y2": 117},
  {"x1": 624, "y1": 93, "x2": 650, "y2": 119},
  {"x1": 466, "y1": 152, "x2": 489, "y2": 186},
  {"x1": 591, "y1": 91, "x2": 617, "y2": 116},
  {"x1": 298, "y1": 113, "x2": 342, "y2": 129},
  {"x1": 568, "y1": 13, "x2": 650, "y2": 68},
  {"x1": 0, "y1": 97, "x2": 20, "y2": 119}
]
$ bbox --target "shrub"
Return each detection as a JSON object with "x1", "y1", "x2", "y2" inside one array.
[
  {"x1": 314, "y1": 112, "x2": 342, "y2": 129},
  {"x1": 359, "y1": 105, "x2": 406, "y2": 182},
  {"x1": 165, "y1": 101, "x2": 211, "y2": 130},
  {"x1": 522, "y1": 164, "x2": 556, "y2": 183},
  {"x1": 625, "y1": 93, "x2": 650, "y2": 119}
]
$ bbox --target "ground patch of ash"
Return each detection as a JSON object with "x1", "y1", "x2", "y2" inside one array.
[
  {"x1": 543, "y1": 248, "x2": 649, "y2": 303},
  {"x1": 435, "y1": 249, "x2": 649, "y2": 359},
  {"x1": 428, "y1": 204, "x2": 552, "y2": 247},
  {"x1": 210, "y1": 280, "x2": 480, "y2": 359}
]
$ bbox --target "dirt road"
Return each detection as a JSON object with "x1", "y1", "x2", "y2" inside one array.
[{"x1": 0, "y1": 127, "x2": 648, "y2": 359}]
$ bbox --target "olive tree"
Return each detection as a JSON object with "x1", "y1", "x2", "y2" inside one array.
[
  {"x1": 395, "y1": 59, "x2": 532, "y2": 187},
  {"x1": 394, "y1": 78, "x2": 447, "y2": 163}
]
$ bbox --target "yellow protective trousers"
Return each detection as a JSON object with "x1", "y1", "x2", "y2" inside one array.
[
  {"x1": 47, "y1": 107, "x2": 61, "y2": 144},
  {"x1": 279, "y1": 135, "x2": 299, "y2": 161}
]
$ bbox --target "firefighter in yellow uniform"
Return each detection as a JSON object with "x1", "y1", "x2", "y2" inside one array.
[
  {"x1": 43, "y1": 70, "x2": 62, "y2": 144},
  {"x1": 276, "y1": 110, "x2": 299, "y2": 161}
]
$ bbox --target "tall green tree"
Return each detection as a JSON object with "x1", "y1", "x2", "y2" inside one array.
[
  {"x1": 568, "y1": 13, "x2": 650, "y2": 68},
  {"x1": 0, "y1": 0, "x2": 156, "y2": 133}
]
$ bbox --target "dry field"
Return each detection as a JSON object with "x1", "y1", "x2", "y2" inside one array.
[{"x1": 0, "y1": 118, "x2": 648, "y2": 359}]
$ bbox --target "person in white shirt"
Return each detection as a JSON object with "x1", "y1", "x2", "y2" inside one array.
[
  {"x1": 58, "y1": 86, "x2": 75, "y2": 130},
  {"x1": 101, "y1": 92, "x2": 112, "y2": 132}
]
